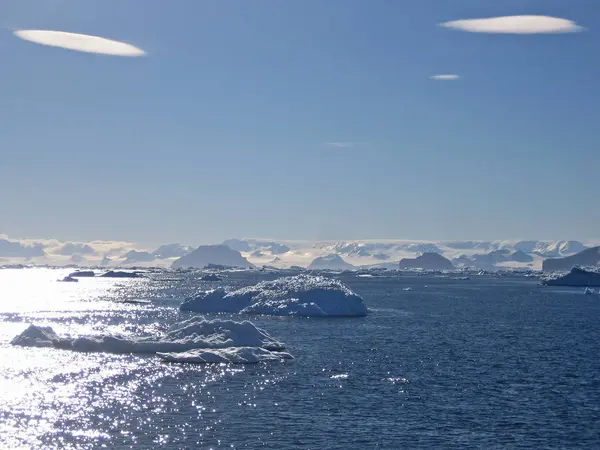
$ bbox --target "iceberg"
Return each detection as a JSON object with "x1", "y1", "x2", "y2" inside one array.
[
  {"x1": 69, "y1": 270, "x2": 95, "y2": 277},
  {"x1": 100, "y1": 270, "x2": 141, "y2": 278},
  {"x1": 544, "y1": 267, "x2": 600, "y2": 287},
  {"x1": 308, "y1": 254, "x2": 354, "y2": 270},
  {"x1": 399, "y1": 252, "x2": 454, "y2": 270},
  {"x1": 172, "y1": 245, "x2": 253, "y2": 269},
  {"x1": 180, "y1": 275, "x2": 368, "y2": 317},
  {"x1": 157, "y1": 347, "x2": 293, "y2": 364},
  {"x1": 57, "y1": 276, "x2": 78, "y2": 282},
  {"x1": 11, "y1": 325, "x2": 60, "y2": 347},
  {"x1": 542, "y1": 247, "x2": 600, "y2": 271},
  {"x1": 11, "y1": 317, "x2": 288, "y2": 363}
]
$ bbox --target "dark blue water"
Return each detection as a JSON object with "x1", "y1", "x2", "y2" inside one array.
[{"x1": 2, "y1": 270, "x2": 600, "y2": 449}]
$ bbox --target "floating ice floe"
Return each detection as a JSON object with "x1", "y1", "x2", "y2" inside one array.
[
  {"x1": 157, "y1": 347, "x2": 293, "y2": 363},
  {"x1": 11, "y1": 317, "x2": 290, "y2": 363},
  {"x1": 180, "y1": 275, "x2": 368, "y2": 317}
]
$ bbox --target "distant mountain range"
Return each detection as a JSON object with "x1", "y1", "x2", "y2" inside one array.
[{"x1": 0, "y1": 236, "x2": 598, "y2": 271}]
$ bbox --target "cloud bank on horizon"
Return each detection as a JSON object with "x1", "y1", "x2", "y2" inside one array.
[
  {"x1": 0, "y1": 234, "x2": 139, "y2": 260},
  {"x1": 440, "y1": 15, "x2": 584, "y2": 34},
  {"x1": 13, "y1": 30, "x2": 146, "y2": 56}
]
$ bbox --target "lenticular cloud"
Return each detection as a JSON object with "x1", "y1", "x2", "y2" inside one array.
[
  {"x1": 430, "y1": 74, "x2": 459, "y2": 81},
  {"x1": 14, "y1": 30, "x2": 146, "y2": 56},
  {"x1": 440, "y1": 15, "x2": 584, "y2": 34}
]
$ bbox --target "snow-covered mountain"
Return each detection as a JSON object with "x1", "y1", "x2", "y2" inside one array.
[
  {"x1": 0, "y1": 235, "x2": 597, "y2": 270},
  {"x1": 232, "y1": 239, "x2": 593, "y2": 270}
]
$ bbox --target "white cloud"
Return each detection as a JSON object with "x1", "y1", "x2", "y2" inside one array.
[
  {"x1": 430, "y1": 74, "x2": 460, "y2": 81},
  {"x1": 14, "y1": 30, "x2": 146, "y2": 56},
  {"x1": 325, "y1": 142, "x2": 365, "y2": 149},
  {"x1": 440, "y1": 15, "x2": 584, "y2": 34}
]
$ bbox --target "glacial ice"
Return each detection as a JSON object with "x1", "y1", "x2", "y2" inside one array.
[
  {"x1": 179, "y1": 275, "x2": 368, "y2": 317},
  {"x1": 11, "y1": 317, "x2": 289, "y2": 363}
]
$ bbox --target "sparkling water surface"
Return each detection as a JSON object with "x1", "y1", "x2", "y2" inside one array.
[{"x1": 1, "y1": 268, "x2": 600, "y2": 449}]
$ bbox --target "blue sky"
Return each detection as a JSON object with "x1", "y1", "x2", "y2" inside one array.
[{"x1": 1, "y1": 0, "x2": 598, "y2": 246}]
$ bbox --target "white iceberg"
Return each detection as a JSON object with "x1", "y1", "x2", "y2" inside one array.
[
  {"x1": 11, "y1": 317, "x2": 290, "y2": 363},
  {"x1": 157, "y1": 347, "x2": 293, "y2": 364},
  {"x1": 180, "y1": 275, "x2": 368, "y2": 317}
]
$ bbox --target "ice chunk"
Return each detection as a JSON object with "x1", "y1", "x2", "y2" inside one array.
[
  {"x1": 11, "y1": 317, "x2": 286, "y2": 354},
  {"x1": 157, "y1": 347, "x2": 293, "y2": 364},
  {"x1": 100, "y1": 270, "x2": 141, "y2": 278},
  {"x1": 180, "y1": 275, "x2": 367, "y2": 317},
  {"x1": 57, "y1": 276, "x2": 78, "y2": 282},
  {"x1": 10, "y1": 325, "x2": 59, "y2": 347}
]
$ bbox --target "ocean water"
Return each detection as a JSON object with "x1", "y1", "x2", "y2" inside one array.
[{"x1": 1, "y1": 268, "x2": 600, "y2": 449}]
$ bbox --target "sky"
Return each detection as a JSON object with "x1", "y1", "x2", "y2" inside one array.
[{"x1": 0, "y1": 0, "x2": 599, "y2": 247}]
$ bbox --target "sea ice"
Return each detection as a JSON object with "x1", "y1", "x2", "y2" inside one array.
[
  {"x1": 11, "y1": 317, "x2": 288, "y2": 362},
  {"x1": 179, "y1": 275, "x2": 368, "y2": 317}
]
